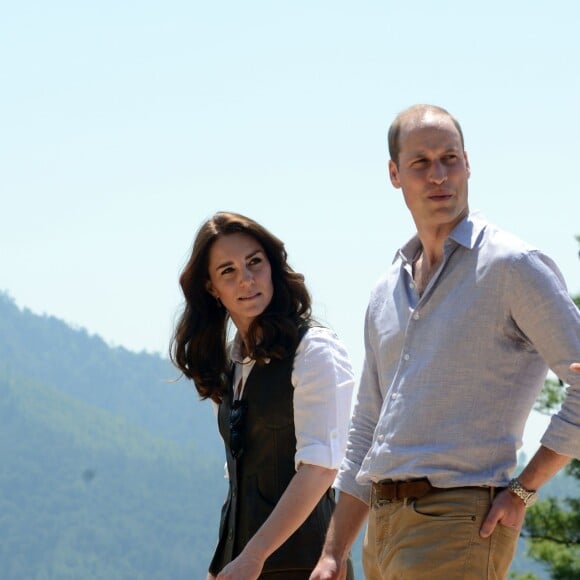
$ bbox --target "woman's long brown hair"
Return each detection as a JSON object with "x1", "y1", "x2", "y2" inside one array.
[{"x1": 170, "y1": 212, "x2": 312, "y2": 403}]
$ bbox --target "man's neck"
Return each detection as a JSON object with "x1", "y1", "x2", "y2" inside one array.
[
  {"x1": 413, "y1": 247, "x2": 442, "y2": 296},
  {"x1": 412, "y1": 225, "x2": 454, "y2": 295},
  {"x1": 414, "y1": 210, "x2": 467, "y2": 265}
]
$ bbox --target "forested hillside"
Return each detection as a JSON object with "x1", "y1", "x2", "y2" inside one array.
[
  {"x1": 0, "y1": 293, "x2": 226, "y2": 578},
  {"x1": 0, "y1": 292, "x2": 220, "y2": 449}
]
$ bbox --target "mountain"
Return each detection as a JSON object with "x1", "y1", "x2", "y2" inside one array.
[
  {"x1": 0, "y1": 292, "x2": 226, "y2": 578},
  {"x1": 0, "y1": 292, "x2": 221, "y2": 450}
]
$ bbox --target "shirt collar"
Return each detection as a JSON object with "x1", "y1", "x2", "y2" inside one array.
[
  {"x1": 229, "y1": 331, "x2": 270, "y2": 365},
  {"x1": 394, "y1": 211, "x2": 487, "y2": 265},
  {"x1": 230, "y1": 332, "x2": 247, "y2": 364}
]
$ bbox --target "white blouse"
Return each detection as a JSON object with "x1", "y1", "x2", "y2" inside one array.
[{"x1": 229, "y1": 326, "x2": 355, "y2": 471}]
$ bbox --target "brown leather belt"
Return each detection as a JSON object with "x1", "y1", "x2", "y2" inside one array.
[{"x1": 371, "y1": 478, "x2": 492, "y2": 502}]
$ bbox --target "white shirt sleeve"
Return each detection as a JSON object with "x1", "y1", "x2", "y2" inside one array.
[{"x1": 292, "y1": 326, "x2": 355, "y2": 470}]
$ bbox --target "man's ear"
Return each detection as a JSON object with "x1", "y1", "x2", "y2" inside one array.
[
  {"x1": 388, "y1": 159, "x2": 401, "y2": 188},
  {"x1": 464, "y1": 150, "x2": 471, "y2": 178}
]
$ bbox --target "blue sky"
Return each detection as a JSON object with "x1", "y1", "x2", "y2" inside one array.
[{"x1": 2, "y1": 2, "x2": 579, "y2": 449}]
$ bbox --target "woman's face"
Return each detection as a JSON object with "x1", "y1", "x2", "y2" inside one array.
[{"x1": 206, "y1": 232, "x2": 274, "y2": 336}]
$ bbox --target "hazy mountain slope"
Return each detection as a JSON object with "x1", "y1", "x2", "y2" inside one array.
[
  {"x1": 0, "y1": 291, "x2": 220, "y2": 450},
  {"x1": 0, "y1": 372, "x2": 227, "y2": 579}
]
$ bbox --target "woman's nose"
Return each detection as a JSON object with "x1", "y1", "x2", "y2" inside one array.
[{"x1": 239, "y1": 268, "x2": 254, "y2": 285}]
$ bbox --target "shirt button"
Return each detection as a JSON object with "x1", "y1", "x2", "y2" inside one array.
[
  {"x1": 409, "y1": 282, "x2": 415, "y2": 289},
  {"x1": 413, "y1": 312, "x2": 420, "y2": 320},
  {"x1": 391, "y1": 393, "x2": 398, "y2": 399},
  {"x1": 403, "y1": 353, "x2": 410, "y2": 361},
  {"x1": 377, "y1": 434, "x2": 384, "y2": 442}
]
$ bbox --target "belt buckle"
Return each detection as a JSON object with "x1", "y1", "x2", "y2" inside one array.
[
  {"x1": 373, "y1": 478, "x2": 433, "y2": 504},
  {"x1": 373, "y1": 480, "x2": 398, "y2": 503}
]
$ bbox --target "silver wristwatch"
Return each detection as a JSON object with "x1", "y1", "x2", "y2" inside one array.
[{"x1": 508, "y1": 478, "x2": 537, "y2": 507}]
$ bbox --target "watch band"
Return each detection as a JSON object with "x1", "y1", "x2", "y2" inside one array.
[{"x1": 508, "y1": 478, "x2": 537, "y2": 507}]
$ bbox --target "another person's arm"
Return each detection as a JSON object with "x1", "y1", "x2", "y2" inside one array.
[
  {"x1": 310, "y1": 311, "x2": 386, "y2": 578},
  {"x1": 571, "y1": 362, "x2": 580, "y2": 372},
  {"x1": 309, "y1": 492, "x2": 368, "y2": 580}
]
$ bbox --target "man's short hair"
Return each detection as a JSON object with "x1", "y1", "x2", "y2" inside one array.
[{"x1": 388, "y1": 104, "x2": 465, "y2": 165}]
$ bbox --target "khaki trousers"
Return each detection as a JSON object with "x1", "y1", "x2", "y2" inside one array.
[{"x1": 363, "y1": 487, "x2": 519, "y2": 579}]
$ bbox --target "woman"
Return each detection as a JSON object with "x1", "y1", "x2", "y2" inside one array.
[{"x1": 171, "y1": 212, "x2": 355, "y2": 579}]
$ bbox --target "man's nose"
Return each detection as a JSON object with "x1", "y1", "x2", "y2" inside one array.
[{"x1": 429, "y1": 160, "x2": 447, "y2": 184}]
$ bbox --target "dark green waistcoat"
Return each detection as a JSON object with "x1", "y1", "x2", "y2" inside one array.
[{"x1": 208, "y1": 340, "x2": 336, "y2": 576}]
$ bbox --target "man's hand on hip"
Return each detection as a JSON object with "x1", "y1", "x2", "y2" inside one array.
[{"x1": 479, "y1": 488, "x2": 526, "y2": 538}]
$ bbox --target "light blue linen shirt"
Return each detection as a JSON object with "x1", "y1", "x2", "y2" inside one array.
[{"x1": 336, "y1": 214, "x2": 580, "y2": 504}]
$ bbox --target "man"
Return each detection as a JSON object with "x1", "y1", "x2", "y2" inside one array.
[{"x1": 310, "y1": 104, "x2": 580, "y2": 579}]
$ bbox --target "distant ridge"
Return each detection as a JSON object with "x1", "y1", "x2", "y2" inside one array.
[{"x1": 0, "y1": 291, "x2": 220, "y2": 449}]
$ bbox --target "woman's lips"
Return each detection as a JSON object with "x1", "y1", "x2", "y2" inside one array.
[{"x1": 239, "y1": 293, "x2": 260, "y2": 301}]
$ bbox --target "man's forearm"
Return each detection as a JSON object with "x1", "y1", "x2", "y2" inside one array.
[
  {"x1": 517, "y1": 445, "x2": 571, "y2": 490},
  {"x1": 479, "y1": 444, "x2": 571, "y2": 538},
  {"x1": 310, "y1": 492, "x2": 369, "y2": 579},
  {"x1": 320, "y1": 492, "x2": 369, "y2": 559}
]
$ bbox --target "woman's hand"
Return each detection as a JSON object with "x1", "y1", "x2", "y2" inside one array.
[
  {"x1": 570, "y1": 363, "x2": 580, "y2": 373},
  {"x1": 216, "y1": 552, "x2": 264, "y2": 580},
  {"x1": 216, "y1": 464, "x2": 337, "y2": 580}
]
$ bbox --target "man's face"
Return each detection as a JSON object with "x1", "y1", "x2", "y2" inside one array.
[{"x1": 388, "y1": 114, "x2": 470, "y2": 235}]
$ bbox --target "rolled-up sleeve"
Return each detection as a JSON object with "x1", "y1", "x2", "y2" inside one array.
[
  {"x1": 509, "y1": 250, "x2": 580, "y2": 458},
  {"x1": 292, "y1": 326, "x2": 355, "y2": 470},
  {"x1": 335, "y1": 302, "x2": 384, "y2": 504}
]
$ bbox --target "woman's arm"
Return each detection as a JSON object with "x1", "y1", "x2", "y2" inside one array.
[
  {"x1": 217, "y1": 327, "x2": 355, "y2": 579},
  {"x1": 216, "y1": 464, "x2": 337, "y2": 580}
]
